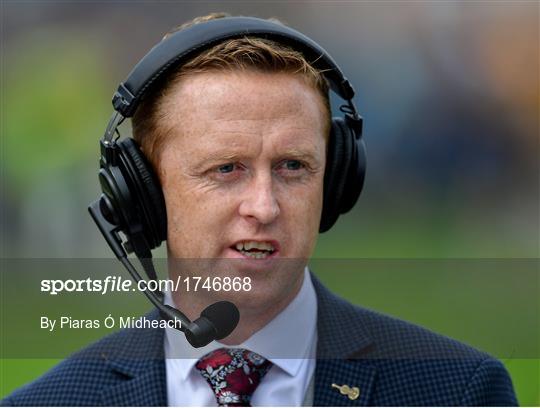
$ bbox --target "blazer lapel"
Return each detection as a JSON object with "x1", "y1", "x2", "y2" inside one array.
[
  {"x1": 100, "y1": 310, "x2": 167, "y2": 406},
  {"x1": 100, "y1": 362, "x2": 167, "y2": 406},
  {"x1": 314, "y1": 360, "x2": 377, "y2": 406},
  {"x1": 311, "y1": 273, "x2": 378, "y2": 406}
]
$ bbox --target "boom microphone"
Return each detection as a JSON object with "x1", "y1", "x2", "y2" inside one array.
[{"x1": 186, "y1": 302, "x2": 240, "y2": 348}]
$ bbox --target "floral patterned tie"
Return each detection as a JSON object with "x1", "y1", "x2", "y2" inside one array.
[{"x1": 195, "y1": 348, "x2": 273, "y2": 407}]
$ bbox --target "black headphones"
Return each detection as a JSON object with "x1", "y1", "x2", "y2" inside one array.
[{"x1": 88, "y1": 16, "x2": 366, "y2": 347}]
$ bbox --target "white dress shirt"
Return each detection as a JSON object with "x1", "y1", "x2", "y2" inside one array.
[{"x1": 164, "y1": 267, "x2": 318, "y2": 406}]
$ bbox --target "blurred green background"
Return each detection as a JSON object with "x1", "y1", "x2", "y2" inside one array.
[{"x1": 1, "y1": 1, "x2": 538, "y2": 405}]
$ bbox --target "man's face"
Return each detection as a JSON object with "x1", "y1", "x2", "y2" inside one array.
[{"x1": 156, "y1": 70, "x2": 327, "y2": 312}]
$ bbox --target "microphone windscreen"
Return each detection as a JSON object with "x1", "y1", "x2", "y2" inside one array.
[{"x1": 201, "y1": 301, "x2": 240, "y2": 340}]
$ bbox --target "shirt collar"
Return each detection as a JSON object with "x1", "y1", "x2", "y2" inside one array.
[{"x1": 164, "y1": 267, "x2": 317, "y2": 379}]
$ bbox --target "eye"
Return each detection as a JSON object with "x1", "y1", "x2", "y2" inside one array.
[
  {"x1": 274, "y1": 159, "x2": 309, "y2": 180},
  {"x1": 284, "y1": 160, "x2": 303, "y2": 170},
  {"x1": 217, "y1": 163, "x2": 235, "y2": 173},
  {"x1": 209, "y1": 162, "x2": 245, "y2": 182},
  {"x1": 278, "y1": 160, "x2": 305, "y2": 171}
]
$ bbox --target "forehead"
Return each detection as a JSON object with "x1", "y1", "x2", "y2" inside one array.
[
  {"x1": 162, "y1": 70, "x2": 328, "y2": 137},
  {"x1": 151, "y1": 71, "x2": 330, "y2": 167}
]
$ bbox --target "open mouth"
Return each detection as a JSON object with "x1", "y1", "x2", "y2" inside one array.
[{"x1": 232, "y1": 241, "x2": 277, "y2": 259}]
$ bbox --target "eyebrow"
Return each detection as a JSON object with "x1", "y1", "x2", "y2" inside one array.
[
  {"x1": 274, "y1": 149, "x2": 319, "y2": 163},
  {"x1": 188, "y1": 151, "x2": 244, "y2": 173},
  {"x1": 197, "y1": 151, "x2": 244, "y2": 163}
]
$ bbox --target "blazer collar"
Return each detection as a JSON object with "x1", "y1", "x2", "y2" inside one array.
[
  {"x1": 311, "y1": 272, "x2": 373, "y2": 359},
  {"x1": 311, "y1": 272, "x2": 378, "y2": 406},
  {"x1": 100, "y1": 310, "x2": 167, "y2": 406}
]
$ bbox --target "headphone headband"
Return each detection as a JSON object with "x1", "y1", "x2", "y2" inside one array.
[{"x1": 111, "y1": 16, "x2": 356, "y2": 119}]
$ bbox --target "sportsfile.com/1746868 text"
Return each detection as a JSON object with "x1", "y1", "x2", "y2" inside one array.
[{"x1": 40, "y1": 275, "x2": 252, "y2": 295}]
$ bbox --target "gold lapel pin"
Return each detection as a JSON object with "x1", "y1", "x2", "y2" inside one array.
[{"x1": 331, "y1": 383, "x2": 360, "y2": 400}]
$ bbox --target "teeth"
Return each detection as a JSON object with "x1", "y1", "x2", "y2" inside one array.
[
  {"x1": 235, "y1": 241, "x2": 274, "y2": 252},
  {"x1": 240, "y1": 250, "x2": 269, "y2": 259},
  {"x1": 234, "y1": 241, "x2": 275, "y2": 258}
]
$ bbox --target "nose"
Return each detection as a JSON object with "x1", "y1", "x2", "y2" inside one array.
[{"x1": 238, "y1": 172, "x2": 280, "y2": 225}]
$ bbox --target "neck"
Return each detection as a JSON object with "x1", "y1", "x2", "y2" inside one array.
[{"x1": 170, "y1": 272, "x2": 305, "y2": 345}]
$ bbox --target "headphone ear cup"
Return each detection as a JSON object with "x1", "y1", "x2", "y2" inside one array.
[
  {"x1": 117, "y1": 138, "x2": 167, "y2": 247},
  {"x1": 320, "y1": 118, "x2": 350, "y2": 232},
  {"x1": 339, "y1": 127, "x2": 366, "y2": 214},
  {"x1": 320, "y1": 117, "x2": 366, "y2": 233}
]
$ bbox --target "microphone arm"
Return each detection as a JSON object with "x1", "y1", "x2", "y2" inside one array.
[
  {"x1": 118, "y1": 256, "x2": 192, "y2": 330},
  {"x1": 88, "y1": 197, "x2": 239, "y2": 347}
]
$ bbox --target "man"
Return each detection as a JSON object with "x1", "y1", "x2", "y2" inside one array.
[{"x1": 3, "y1": 13, "x2": 517, "y2": 407}]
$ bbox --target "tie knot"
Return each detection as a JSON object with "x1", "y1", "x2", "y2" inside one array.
[{"x1": 196, "y1": 348, "x2": 273, "y2": 406}]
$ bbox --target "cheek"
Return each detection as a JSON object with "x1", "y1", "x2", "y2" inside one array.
[
  {"x1": 278, "y1": 177, "x2": 324, "y2": 243},
  {"x1": 161, "y1": 177, "x2": 238, "y2": 254},
  {"x1": 284, "y1": 184, "x2": 322, "y2": 213}
]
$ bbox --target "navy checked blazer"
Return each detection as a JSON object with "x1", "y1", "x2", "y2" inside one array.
[{"x1": 3, "y1": 273, "x2": 518, "y2": 406}]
